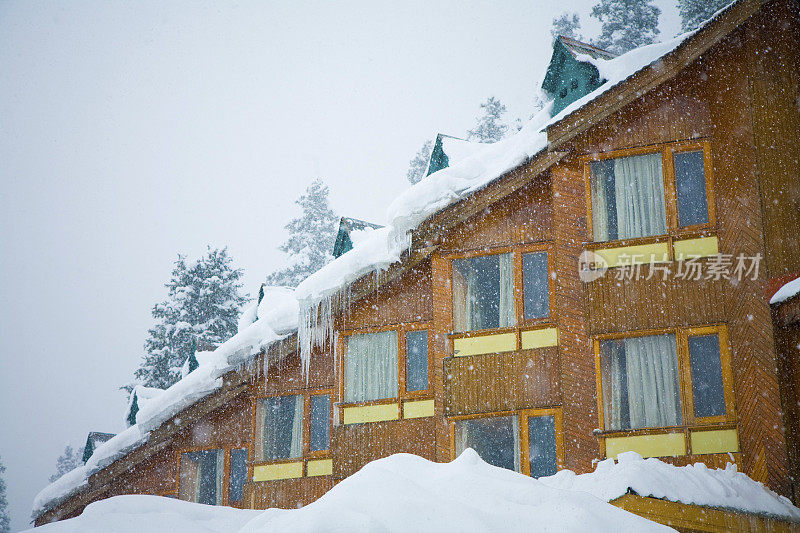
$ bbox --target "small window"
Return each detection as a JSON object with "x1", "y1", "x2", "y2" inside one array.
[
  {"x1": 345, "y1": 330, "x2": 398, "y2": 402},
  {"x1": 570, "y1": 78, "x2": 579, "y2": 90},
  {"x1": 559, "y1": 87, "x2": 568, "y2": 99},
  {"x1": 688, "y1": 333, "x2": 726, "y2": 418},
  {"x1": 310, "y1": 394, "x2": 331, "y2": 452},
  {"x1": 178, "y1": 449, "x2": 224, "y2": 505},
  {"x1": 599, "y1": 334, "x2": 682, "y2": 431},
  {"x1": 405, "y1": 330, "x2": 429, "y2": 392},
  {"x1": 228, "y1": 449, "x2": 248, "y2": 503},
  {"x1": 452, "y1": 253, "x2": 515, "y2": 332},
  {"x1": 590, "y1": 152, "x2": 667, "y2": 242},
  {"x1": 454, "y1": 415, "x2": 519, "y2": 472},
  {"x1": 674, "y1": 150, "x2": 709, "y2": 227},
  {"x1": 528, "y1": 415, "x2": 558, "y2": 478},
  {"x1": 522, "y1": 252, "x2": 550, "y2": 320},
  {"x1": 257, "y1": 395, "x2": 303, "y2": 460}
]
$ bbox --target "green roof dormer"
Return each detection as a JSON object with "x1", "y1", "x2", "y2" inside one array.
[
  {"x1": 332, "y1": 217, "x2": 383, "y2": 258},
  {"x1": 542, "y1": 36, "x2": 615, "y2": 117}
]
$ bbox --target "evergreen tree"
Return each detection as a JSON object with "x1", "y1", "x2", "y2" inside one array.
[
  {"x1": 49, "y1": 444, "x2": 84, "y2": 482},
  {"x1": 265, "y1": 179, "x2": 338, "y2": 287},
  {"x1": 406, "y1": 140, "x2": 433, "y2": 184},
  {"x1": 135, "y1": 247, "x2": 248, "y2": 388},
  {"x1": 678, "y1": 0, "x2": 729, "y2": 32},
  {"x1": 551, "y1": 12, "x2": 583, "y2": 42},
  {"x1": 591, "y1": 0, "x2": 661, "y2": 54},
  {"x1": 0, "y1": 455, "x2": 9, "y2": 533},
  {"x1": 467, "y1": 97, "x2": 509, "y2": 143}
]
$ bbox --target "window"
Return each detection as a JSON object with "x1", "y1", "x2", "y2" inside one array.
[
  {"x1": 453, "y1": 409, "x2": 562, "y2": 477},
  {"x1": 586, "y1": 142, "x2": 714, "y2": 243},
  {"x1": 405, "y1": 330, "x2": 429, "y2": 392},
  {"x1": 597, "y1": 326, "x2": 734, "y2": 433},
  {"x1": 522, "y1": 252, "x2": 550, "y2": 320},
  {"x1": 452, "y1": 253, "x2": 515, "y2": 332},
  {"x1": 310, "y1": 394, "x2": 330, "y2": 452},
  {"x1": 228, "y1": 449, "x2": 247, "y2": 504},
  {"x1": 178, "y1": 449, "x2": 224, "y2": 505},
  {"x1": 674, "y1": 150, "x2": 709, "y2": 228},
  {"x1": 528, "y1": 415, "x2": 558, "y2": 478},
  {"x1": 344, "y1": 330, "x2": 398, "y2": 402},
  {"x1": 455, "y1": 415, "x2": 520, "y2": 471},
  {"x1": 256, "y1": 395, "x2": 303, "y2": 461}
]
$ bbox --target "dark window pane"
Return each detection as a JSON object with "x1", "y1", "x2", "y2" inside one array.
[
  {"x1": 405, "y1": 330, "x2": 429, "y2": 392},
  {"x1": 179, "y1": 449, "x2": 223, "y2": 505},
  {"x1": 528, "y1": 415, "x2": 558, "y2": 478},
  {"x1": 260, "y1": 395, "x2": 302, "y2": 460},
  {"x1": 689, "y1": 334, "x2": 726, "y2": 418},
  {"x1": 523, "y1": 252, "x2": 550, "y2": 320},
  {"x1": 310, "y1": 394, "x2": 330, "y2": 452},
  {"x1": 452, "y1": 253, "x2": 514, "y2": 332},
  {"x1": 455, "y1": 416, "x2": 519, "y2": 472},
  {"x1": 228, "y1": 449, "x2": 247, "y2": 502},
  {"x1": 674, "y1": 150, "x2": 709, "y2": 227}
]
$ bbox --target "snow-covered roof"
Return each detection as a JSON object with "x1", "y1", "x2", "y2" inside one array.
[
  {"x1": 423, "y1": 133, "x2": 485, "y2": 176},
  {"x1": 558, "y1": 35, "x2": 616, "y2": 61},
  {"x1": 770, "y1": 276, "x2": 800, "y2": 305},
  {"x1": 540, "y1": 451, "x2": 800, "y2": 522},
  {"x1": 32, "y1": 287, "x2": 299, "y2": 519}
]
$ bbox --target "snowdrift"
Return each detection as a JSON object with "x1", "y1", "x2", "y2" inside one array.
[{"x1": 28, "y1": 450, "x2": 671, "y2": 533}]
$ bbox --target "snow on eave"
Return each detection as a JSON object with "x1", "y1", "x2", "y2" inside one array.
[
  {"x1": 539, "y1": 452, "x2": 800, "y2": 522},
  {"x1": 771, "y1": 276, "x2": 800, "y2": 305},
  {"x1": 32, "y1": 292, "x2": 298, "y2": 519}
]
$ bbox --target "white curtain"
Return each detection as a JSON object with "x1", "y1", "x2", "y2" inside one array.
[
  {"x1": 214, "y1": 450, "x2": 224, "y2": 505},
  {"x1": 345, "y1": 330, "x2": 398, "y2": 402},
  {"x1": 602, "y1": 334, "x2": 682, "y2": 430},
  {"x1": 289, "y1": 396, "x2": 304, "y2": 458},
  {"x1": 498, "y1": 253, "x2": 515, "y2": 328},
  {"x1": 512, "y1": 416, "x2": 521, "y2": 473},
  {"x1": 614, "y1": 153, "x2": 666, "y2": 239},
  {"x1": 591, "y1": 163, "x2": 611, "y2": 241},
  {"x1": 260, "y1": 395, "x2": 303, "y2": 460}
]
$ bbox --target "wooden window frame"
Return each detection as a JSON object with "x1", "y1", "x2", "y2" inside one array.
[
  {"x1": 337, "y1": 321, "x2": 433, "y2": 410},
  {"x1": 445, "y1": 242, "x2": 556, "y2": 339},
  {"x1": 582, "y1": 139, "x2": 716, "y2": 247},
  {"x1": 175, "y1": 445, "x2": 247, "y2": 507},
  {"x1": 593, "y1": 324, "x2": 736, "y2": 438},
  {"x1": 250, "y1": 388, "x2": 333, "y2": 469},
  {"x1": 449, "y1": 408, "x2": 564, "y2": 477}
]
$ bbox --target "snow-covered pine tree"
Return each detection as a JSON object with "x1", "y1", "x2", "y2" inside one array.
[
  {"x1": 467, "y1": 97, "x2": 509, "y2": 143},
  {"x1": 49, "y1": 444, "x2": 85, "y2": 482},
  {"x1": 678, "y1": 0, "x2": 729, "y2": 32},
  {"x1": 406, "y1": 140, "x2": 433, "y2": 184},
  {"x1": 551, "y1": 12, "x2": 583, "y2": 42},
  {"x1": 591, "y1": 0, "x2": 661, "y2": 54},
  {"x1": 0, "y1": 455, "x2": 9, "y2": 533},
  {"x1": 135, "y1": 247, "x2": 248, "y2": 388},
  {"x1": 265, "y1": 179, "x2": 338, "y2": 287}
]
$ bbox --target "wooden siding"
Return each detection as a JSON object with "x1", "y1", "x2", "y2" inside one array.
[
  {"x1": 330, "y1": 417, "x2": 437, "y2": 479},
  {"x1": 443, "y1": 348, "x2": 560, "y2": 416},
  {"x1": 246, "y1": 476, "x2": 333, "y2": 510}
]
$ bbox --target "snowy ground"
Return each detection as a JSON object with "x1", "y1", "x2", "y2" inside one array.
[{"x1": 29, "y1": 450, "x2": 674, "y2": 533}]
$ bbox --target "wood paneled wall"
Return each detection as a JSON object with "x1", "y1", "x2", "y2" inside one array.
[
  {"x1": 246, "y1": 476, "x2": 333, "y2": 510},
  {"x1": 443, "y1": 348, "x2": 560, "y2": 416}
]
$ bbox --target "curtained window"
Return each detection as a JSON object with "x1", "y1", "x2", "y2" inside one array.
[
  {"x1": 452, "y1": 253, "x2": 515, "y2": 332},
  {"x1": 600, "y1": 334, "x2": 682, "y2": 431},
  {"x1": 528, "y1": 415, "x2": 558, "y2": 478},
  {"x1": 178, "y1": 449, "x2": 224, "y2": 505},
  {"x1": 257, "y1": 395, "x2": 303, "y2": 461},
  {"x1": 228, "y1": 449, "x2": 248, "y2": 503},
  {"x1": 688, "y1": 333, "x2": 725, "y2": 418},
  {"x1": 455, "y1": 415, "x2": 520, "y2": 472},
  {"x1": 590, "y1": 152, "x2": 667, "y2": 242},
  {"x1": 674, "y1": 150, "x2": 709, "y2": 227},
  {"x1": 522, "y1": 252, "x2": 550, "y2": 320},
  {"x1": 405, "y1": 330, "x2": 429, "y2": 392},
  {"x1": 310, "y1": 394, "x2": 330, "y2": 452},
  {"x1": 345, "y1": 330, "x2": 398, "y2": 402}
]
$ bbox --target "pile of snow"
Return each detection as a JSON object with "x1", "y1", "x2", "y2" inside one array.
[
  {"x1": 27, "y1": 495, "x2": 261, "y2": 533},
  {"x1": 32, "y1": 288, "x2": 298, "y2": 519},
  {"x1": 540, "y1": 451, "x2": 800, "y2": 521},
  {"x1": 29, "y1": 451, "x2": 671, "y2": 533},
  {"x1": 771, "y1": 276, "x2": 800, "y2": 305}
]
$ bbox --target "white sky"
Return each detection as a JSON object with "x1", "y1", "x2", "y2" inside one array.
[{"x1": 0, "y1": 1, "x2": 680, "y2": 530}]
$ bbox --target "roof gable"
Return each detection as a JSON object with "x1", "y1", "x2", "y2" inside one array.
[
  {"x1": 542, "y1": 37, "x2": 613, "y2": 117},
  {"x1": 333, "y1": 217, "x2": 382, "y2": 258}
]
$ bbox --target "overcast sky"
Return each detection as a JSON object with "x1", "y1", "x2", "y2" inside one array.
[{"x1": 0, "y1": 1, "x2": 680, "y2": 530}]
